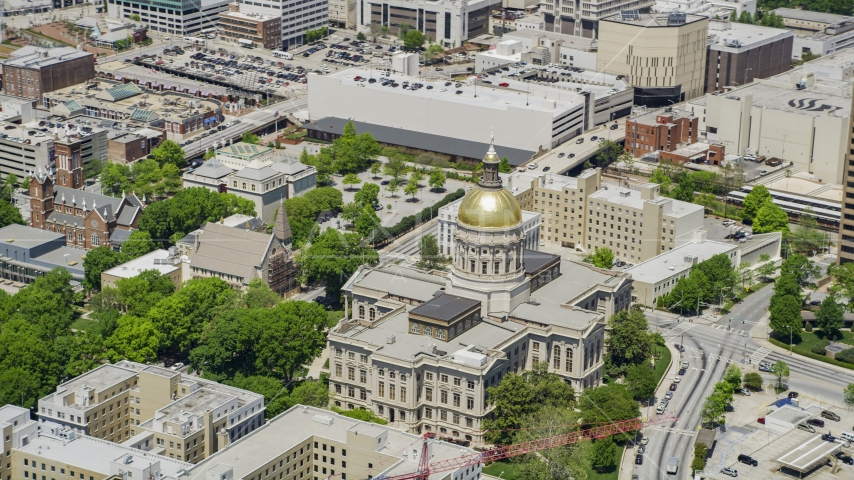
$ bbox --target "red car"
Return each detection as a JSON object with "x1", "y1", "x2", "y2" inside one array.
[
  {"x1": 758, "y1": 418, "x2": 766, "y2": 424},
  {"x1": 669, "y1": 383, "x2": 677, "y2": 391},
  {"x1": 499, "y1": 82, "x2": 509, "y2": 87}
]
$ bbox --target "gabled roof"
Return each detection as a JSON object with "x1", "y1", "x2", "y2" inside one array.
[
  {"x1": 116, "y1": 205, "x2": 139, "y2": 227},
  {"x1": 190, "y1": 223, "x2": 275, "y2": 284},
  {"x1": 233, "y1": 165, "x2": 278, "y2": 181},
  {"x1": 109, "y1": 228, "x2": 133, "y2": 245},
  {"x1": 191, "y1": 158, "x2": 234, "y2": 179}
]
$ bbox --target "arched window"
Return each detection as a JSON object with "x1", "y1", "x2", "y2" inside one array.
[
  {"x1": 369, "y1": 308, "x2": 376, "y2": 321},
  {"x1": 565, "y1": 348, "x2": 573, "y2": 372},
  {"x1": 464, "y1": 319, "x2": 471, "y2": 329},
  {"x1": 359, "y1": 305, "x2": 365, "y2": 319},
  {"x1": 91, "y1": 234, "x2": 99, "y2": 246},
  {"x1": 424, "y1": 326, "x2": 433, "y2": 337},
  {"x1": 437, "y1": 329, "x2": 445, "y2": 340},
  {"x1": 411, "y1": 323, "x2": 419, "y2": 334}
]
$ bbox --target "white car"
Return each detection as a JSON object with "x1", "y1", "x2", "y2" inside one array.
[
  {"x1": 681, "y1": 361, "x2": 689, "y2": 369},
  {"x1": 674, "y1": 376, "x2": 682, "y2": 383},
  {"x1": 170, "y1": 362, "x2": 184, "y2": 371}
]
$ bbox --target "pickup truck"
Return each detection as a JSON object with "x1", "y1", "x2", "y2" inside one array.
[{"x1": 666, "y1": 457, "x2": 679, "y2": 474}]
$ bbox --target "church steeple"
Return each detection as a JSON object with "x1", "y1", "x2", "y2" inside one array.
[{"x1": 273, "y1": 199, "x2": 293, "y2": 246}]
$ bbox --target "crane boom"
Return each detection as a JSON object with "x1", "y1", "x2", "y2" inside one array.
[{"x1": 376, "y1": 415, "x2": 674, "y2": 480}]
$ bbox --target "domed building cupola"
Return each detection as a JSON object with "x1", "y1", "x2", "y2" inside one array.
[{"x1": 457, "y1": 132, "x2": 523, "y2": 229}]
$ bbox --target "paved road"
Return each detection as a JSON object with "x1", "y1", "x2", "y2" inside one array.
[
  {"x1": 377, "y1": 219, "x2": 437, "y2": 267},
  {"x1": 522, "y1": 118, "x2": 627, "y2": 175}
]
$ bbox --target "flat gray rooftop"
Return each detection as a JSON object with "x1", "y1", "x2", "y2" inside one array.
[
  {"x1": 522, "y1": 249, "x2": 560, "y2": 274},
  {"x1": 772, "y1": 7, "x2": 850, "y2": 25},
  {"x1": 0, "y1": 224, "x2": 63, "y2": 249},
  {"x1": 410, "y1": 294, "x2": 481, "y2": 322},
  {"x1": 349, "y1": 267, "x2": 445, "y2": 302},
  {"x1": 510, "y1": 261, "x2": 610, "y2": 328},
  {"x1": 625, "y1": 241, "x2": 737, "y2": 285},
  {"x1": 777, "y1": 435, "x2": 841, "y2": 471},
  {"x1": 161, "y1": 389, "x2": 234, "y2": 422},
  {"x1": 0, "y1": 405, "x2": 28, "y2": 425},
  {"x1": 767, "y1": 405, "x2": 812, "y2": 425},
  {"x1": 601, "y1": 12, "x2": 707, "y2": 28},
  {"x1": 340, "y1": 310, "x2": 520, "y2": 361},
  {"x1": 182, "y1": 405, "x2": 480, "y2": 480}
]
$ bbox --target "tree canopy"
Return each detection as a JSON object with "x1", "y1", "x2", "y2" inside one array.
[
  {"x1": 583, "y1": 247, "x2": 614, "y2": 269},
  {"x1": 296, "y1": 228, "x2": 379, "y2": 296},
  {"x1": 0, "y1": 200, "x2": 25, "y2": 228},
  {"x1": 753, "y1": 201, "x2": 789, "y2": 234},
  {"x1": 148, "y1": 140, "x2": 185, "y2": 167},
  {"x1": 742, "y1": 185, "x2": 771, "y2": 219},
  {"x1": 605, "y1": 307, "x2": 653, "y2": 376}
]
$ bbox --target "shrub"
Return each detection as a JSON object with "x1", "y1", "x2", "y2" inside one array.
[
  {"x1": 836, "y1": 348, "x2": 854, "y2": 364},
  {"x1": 805, "y1": 321, "x2": 813, "y2": 332},
  {"x1": 810, "y1": 339, "x2": 830, "y2": 355}
]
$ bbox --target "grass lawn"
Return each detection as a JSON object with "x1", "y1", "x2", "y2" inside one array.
[
  {"x1": 797, "y1": 330, "x2": 854, "y2": 349},
  {"x1": 71, "y1": 317, "x2": 97, "y2": 331},
  {"x1": 652, "y1": 344, "x2": 672, "y2": 386},
  {"x1": 482, "y1": 460, "x2": 527, "y2": 479},
  {"x1": 327, "y1": 310, "x2": 345, "y2": 327}
]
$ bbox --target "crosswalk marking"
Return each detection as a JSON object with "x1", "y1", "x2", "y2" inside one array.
[
  {"x1": 707, "y1": 323, "x2": 748, "y2": 335},
  {"x1": 646, "y1": 426, "x2": 697, "y2": 437},
  {"x1": 748, "y1": 347, "x2": 771, "y2": 365}
]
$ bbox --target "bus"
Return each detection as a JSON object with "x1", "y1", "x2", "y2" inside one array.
[
  {"x1": 238, "y1": 39, "x2": 255, "y2": 49},
  {"x1": 272, "y1": 50, "x2": 293, "y2": 60},
  {"x1": 184, "y1": 37, "x2": 206, "y2": 46}
]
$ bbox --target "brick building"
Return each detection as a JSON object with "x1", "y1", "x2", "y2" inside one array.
[
  {"x1": 217, "y1": 3, "x2": 283, "y2": 50},
  {"x1": 624, "y1": 108, "x2": 699, "y2": 158},
  {"x1": 107, "y1": 128, "x2": 164, "y2": 163},
  {"x1": 659, "y1": 141, "x2": 726, "y2": 166},
  {"x1": 29, "y1": 154, "x2": 144, "y2": 251},
  {"x1": 1, "y1": 47, "x2": 96, "y2": 101}
]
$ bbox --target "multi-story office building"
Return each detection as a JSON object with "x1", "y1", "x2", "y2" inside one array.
[
  {"x1": 652, "y1": 0, "x2": 755, "y2": 18},
  {"x1": 705, "y1": 18, "x2": 793, "y2": 93},
  {"x1": 539, "y1": 0, "x2": 655, "y2": 38},
  {"x1": 355, "y1": 0, "x2": 501, "y2": 48},
  {"x1": 177, "y1": 405, "x2": 483, "y2": 480},
  {"x1": 217, "y1": 3, "x2": 283, "y2": 50},
  {"x1": 437, "y1": 196, "x2": 540, "y2": 258},
  {"x1": 772, "y1": 8, "x2": 854, "y2": 61},
  {"x1": 1, "y1": 405, "x2": 39, "y2": 455},
  {"x1": 232, "y1": 0, "x2": 329, "y2": 51},
  {"x1": 1, "y1": 47, "x2": 95, "y2": 102},
  {"x1": 839, "y1": 93, "x2": 854, "y2": 265},
  {"x1": 686, "y1": 47, "x2": 854, "y2": 183},
  {"x1": 598, "y1": 12, "x2": 709, "y2": 106},
  {"x1": 329, "y1": 0, "x2": 356, "y2": 27},
  {"x1": 515, "y1": 169, "x2": 705, "y2": 261},
  {"x1": 0, "y1": 224, "x2": 86, "y2": 284},
  {"x1": 327, "y1": 141, "x2": 633, "y2": 444},
  {"x1": 107, "y1": 0, "x2": 231, "y2": 36},
  {"x1": 624, "y1": 108, "x2": 699, "y2": 158},
  {"x1": 36, "y1": 361, "x2": 264, "y2": 462}
]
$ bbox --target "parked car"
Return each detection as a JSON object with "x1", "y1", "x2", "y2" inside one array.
[
  {"x1": 822, "y1": 410, "x2": 841, "y2": 421},
  {"x1": 170, "y1": 362, "x2": 184, "y2": 371},
  {"x1": 757, "y1": 418, "x2": 765, "y2": 424},
  {"x1": 543, "y1": 166, "x2": 551, "y2": 172},
  {"x1": 797, "y1": 423, "x2": 815, "y2": 433},
  {"x1": 822, "y1": 433, "x2": 836, "y2": 442},
  {"x1": 678, "y1": 368, "x2": 687, "y2": 375},
  {"x1": 807, "y1": 418, "x2": 825, "y2": 428},
  {"x1": 674, "y1": 377, "x2": 681, "y2": 383},
  {"x1": 664, "y1": 392, "x2": 673, "y2": 400},
  {"x1": 836, "y1": 452, "x2": 854, "y2": 465},
  {"x1": 610, "y1": 123, "x2": 619, "y2": 130},
  {"x1": 737, "y1": 454, "x2": 758, "y2": 467},
  {"x1": 720, "y1": 467, "x2": 738, "y2": 477},
  {"x1": 669, "y1": 383, "x2": 677, "y2": 391},
  {"x1": 638, "y1": 445, "x2": 645, "y2": 454},
  {"x1": 789, "y1": 391, "x2": 799, "y2": 399},
  {"x1": 681, "y1": 361, "x2": 689, "y2": 369},
  {"x1": 635, "y1": 454, "x2": 643, "y2": 465}
]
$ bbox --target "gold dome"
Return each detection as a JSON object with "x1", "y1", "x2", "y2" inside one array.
[{"x1": 457, "y1": 187, "x2": 523, "y2": 228}]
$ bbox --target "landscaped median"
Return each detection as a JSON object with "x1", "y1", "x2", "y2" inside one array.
[{"x1": 768, "y1": 334, "x2": 854, "y2": 370}]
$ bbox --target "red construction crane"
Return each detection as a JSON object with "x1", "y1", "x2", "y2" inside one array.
[{"x1": 374, "y1": 413, "x2": 678, "y2": 480}]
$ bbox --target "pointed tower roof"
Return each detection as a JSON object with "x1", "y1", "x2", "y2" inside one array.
[{"x1": 273, "y1": 199, "x2": 293, "y2": 244}]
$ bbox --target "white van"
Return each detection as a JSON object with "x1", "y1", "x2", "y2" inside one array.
[
  {"x1": 841, "y1": 431, "x2": 854, "y2": 442},
  {"x1": 273, "y1": 50, "x2": 293, "y2": 60}
]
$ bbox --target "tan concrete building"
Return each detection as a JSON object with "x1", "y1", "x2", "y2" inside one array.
[
  {"x1": 100, "y1": 249, "x2": 184, "y2": 290},
  {"x1": 218, "y1": 4, "x2": 283, "y2": 50},
  {"x1": 2, "y1": 404, "x2": 39, "y2": 478},
  {"x1": 839, "y1": 92, "x2": 854, "y2": 265},
  {"x1": 36, "y1": 361, "x2": 264, "y2": 464},
  {"x1": 597, "y1": 12, "x2": 709, "y2": 106},
  {"x1": 514, "y1": 168, "x2": 705, "y2": 262},
  {"x1": 328, "y1": 0, "x2": 356, "y2": 28}
]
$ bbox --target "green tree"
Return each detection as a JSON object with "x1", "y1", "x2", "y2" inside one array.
[
  {"x1": 583, "y1": 247, "x2": 615, "y2": 269},
  {"x1": 771, "y1": 275, "x2": 802, "y2": 308},
  {"x1": 114, "y1": 270, "x2": 175, "y2": 317},
  {"x1": 386, "y1": 178, "x2": 401, "y2": 198},
  {"x1": 241, "y1": 278, "x2": 281, "y2": 309},
  {"x1": 342, "y1": 173, "x2": 362, "y2": 190},
  {"x1": 384, "y1": 155, "x2": 408, "y2": 184},
  {"x1": 104, "y1": 315, "x2": 162, "y2": 363},
  {"x1": 772, "y1": 360, "x2": 790, "y2": 391},
  {"x1": 790, "y1": 208, "x2": 825, "y2": 254},
  {"x1": 418, "y1": 234, "x2": 447, "y2": 270},
  {"x1": 742, "y1": 185, "x2": 771, "y2": 219},
  {"x1": 224, "y1": 374, "x2": 289, "y2": 418},
  {"x1": 148, "y1": 140, "x2": 185, "y2": 167},
  {"x1": 713, "y1": 380, "x2": 735, "y2": 405},
  {"x1": 356, "y1": 32, "x2": 366, "y2": 41},
  {"x1": 353, "y1": 205, "x2": 382, "y2": 239},
  {"x1": 2, "y1": 173, "x2": 18, "y2": 202},
  {"x1": 667, "y1": 273, "x2": 705, "y2": 312},
  {"x1": 737, "y1": 10, "x2": 753, "y2": 24},
  {"x1": 0, "y1": 200, "x2": 25, "y2": 228},
  {"x1": 404, "y1": 176, "x2": 419, "y2": 200},
  {"x1": 83, "y1": 247, "x2": 128, "y2": 291},
  {"x1": 649, "y1": 168, "x2": 672, "y2": 195},
  {"x1": 428, "y1": 167, "x2": 446, "y2": 191},
  {"x1": 354, "y1": 182, "x2": 380, "y2": 209},
  {"x1": 625, "y1": 363, "x2": 657, "y2": 400},
  {"x1": 148, "y1": 277, "x2": 238, "y2": 354},
  {"x1": 594, "y1": 140, "x2": 623, "y2": 172},
  {"x1": 844, "y1": 384, "x2": 854, "y2": 408},
  {"x1": 753, "y1": 201, "x2": 790, "y2": 234},
  {"x1": 510, "y1": 406, "x2": 590, "y2": 480},
  {"x1": 723, "y1": 364, "x2": 742, "y2": 389},
  {"x1": 498, "y1": 157, "x2": 512, "y2": 173},
  {"x1": 758, "y1": 253, "x2": 778, "y2": 281},
  {"x1": 605, "y1": 307, "x2": 652, "y2": 376},
  {"x1": 341, "y1": 202, "x2": 363, "y2": 223},
  {"x1": 254, "y1": 301, "x2": 329, "y2": 382},
  {"x1": 769, "y1": 295, "x2": 802, "y2": 342},
  {"x1": 579, "y1": 383, "x2": 640, "y2": 427},
  {"x1": 370, "y1": 162, "x2": 382, "y2": 179},
  {"x1": 404, "y1": 29, "x2": 425, "y2": 49},
  {"x1": 670, "y1": 174, "x2": 696, "y2": 202},
  {"x1": 0, "y1": 367, "x2": 45, "y2": 409},
  {"x1": 121, "y1": 230, "x2": 157, "y2": 259},
  {"x1": 743, "y1": 372, "x2": 763, "y2": 390},
  {"x1": 296, "y1": 229, "x2": 380, "y2": 296},
  {"x1": 289, "y1": 378, "x2": 329, "y2": 407},
  {"x1": 781, "y1": 254, "x2": 820, "y2": 287},
  {"x1": 242, "y1": 131, "x2": 261, "y2": 145},
  {"x1": 99, "y1": 162, "x2": 131, "y2": 195},
  {"x1": 815, "y1": 295, "x2": 844, "y2": 339},
  {"x1": 482, "y1": 362, "x2": 576, "y2": 445},
  {"x1": 700, "y1": 392, "x2": 727, "y2": 426},
  {"x1": 695, "y1": 253, "x2": 739, "y2": 302},
  {"x1": 590, "y1": 437, "x2": 618, "y2": 472}
]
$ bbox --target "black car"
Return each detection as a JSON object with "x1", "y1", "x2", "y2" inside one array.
[
  {"x1": 381, "y1": 180, "x2": 390, "y2": 185},
  {"x1": 543, "y1": 166, "x2": 551, "y2": 172},
  {"x1": 610, "y1": 124, "x2": 619, "y2": 130},
  {"x1": 822, "y1": 433, "x2": 836, "y2": 442},
  {"x1": 807, "y1": 418, "x2": 825, "y2": 428},
  {"x1": 836, "y1": 452, "x2": 854, "y2": 465},
  {"x1": 737, "y1": 454, "x2": 758, "y2": 467},
  {"x1": 635, "y1": 454, "x2": 643, "y2": 465},
  {"x1": 613, "y1": 260, "x2": 626, "y2": 268},
  {"x1": 788, "y1": 392, "x2": 799, "y2": 399},
  {"x1": 455, "y1": 90, "x2": 463, "y2": 94},
  {"x1": 678, "y1": 368, "x2": 687, "y2": 375}
]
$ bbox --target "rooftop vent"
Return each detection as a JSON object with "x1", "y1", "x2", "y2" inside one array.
[
  {"x1": 312, "y1": 415, "x2": 334, "y2": 426},
  {"x1": 387, "y1": 334, "x2": 396, "y2": 344}
]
